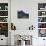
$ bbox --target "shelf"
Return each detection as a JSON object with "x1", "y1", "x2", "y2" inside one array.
[
  {"x1": 38, "y1": 10, "x2": 46, "y2": 11},
  {"x1": 0, "y1": 16, "x2": 8, "y2": 17},
  {"x1": 0, "y1": 10, "x2": 8, "y2": 11},
  {"x1": 38, "y1": 28, "x2": 46, "y2": 29},
  {"x1": 0, "y1": 22, "x2": 8, "y2": 23},
  {"x1": 38, "y1": 22, "x2": 46, "y2": 23},
  {"x1": 38, "y1": 15, "x2": 46, "y2": 17}
]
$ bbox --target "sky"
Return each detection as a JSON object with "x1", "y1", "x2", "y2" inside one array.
[{"x1": 17, "y1": 8, "x2": 30, "y2": 14}]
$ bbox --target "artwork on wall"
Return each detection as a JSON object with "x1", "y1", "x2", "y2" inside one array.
[{"x1": 17, "y1": 9, "x2": 29, "y2": 19}]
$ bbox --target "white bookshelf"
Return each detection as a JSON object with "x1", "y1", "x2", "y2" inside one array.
[
  {"x1": 0, "y1": 3, "x2": 8, "y2": 38},
  {"x1": 38, "y1": 3, "x2": 46, "y2": 37},
  {"x1": 0, "y1": 0, "x2": 11, "y2": 45}
]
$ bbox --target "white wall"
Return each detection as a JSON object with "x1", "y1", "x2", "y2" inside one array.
[
  {"x1": 11, "y1": 0, "x2": 38, "y2": 30},
  {"x1": 11, "y1": 0, "x2": 46, "y2": 46},
  {"x1": 11, "y1": 0, "x2": 46, "y2": 29}
]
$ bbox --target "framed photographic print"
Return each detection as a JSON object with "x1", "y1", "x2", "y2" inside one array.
[{"x1": 17, "y1": 9, "x2": 29, "y2": 19}]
